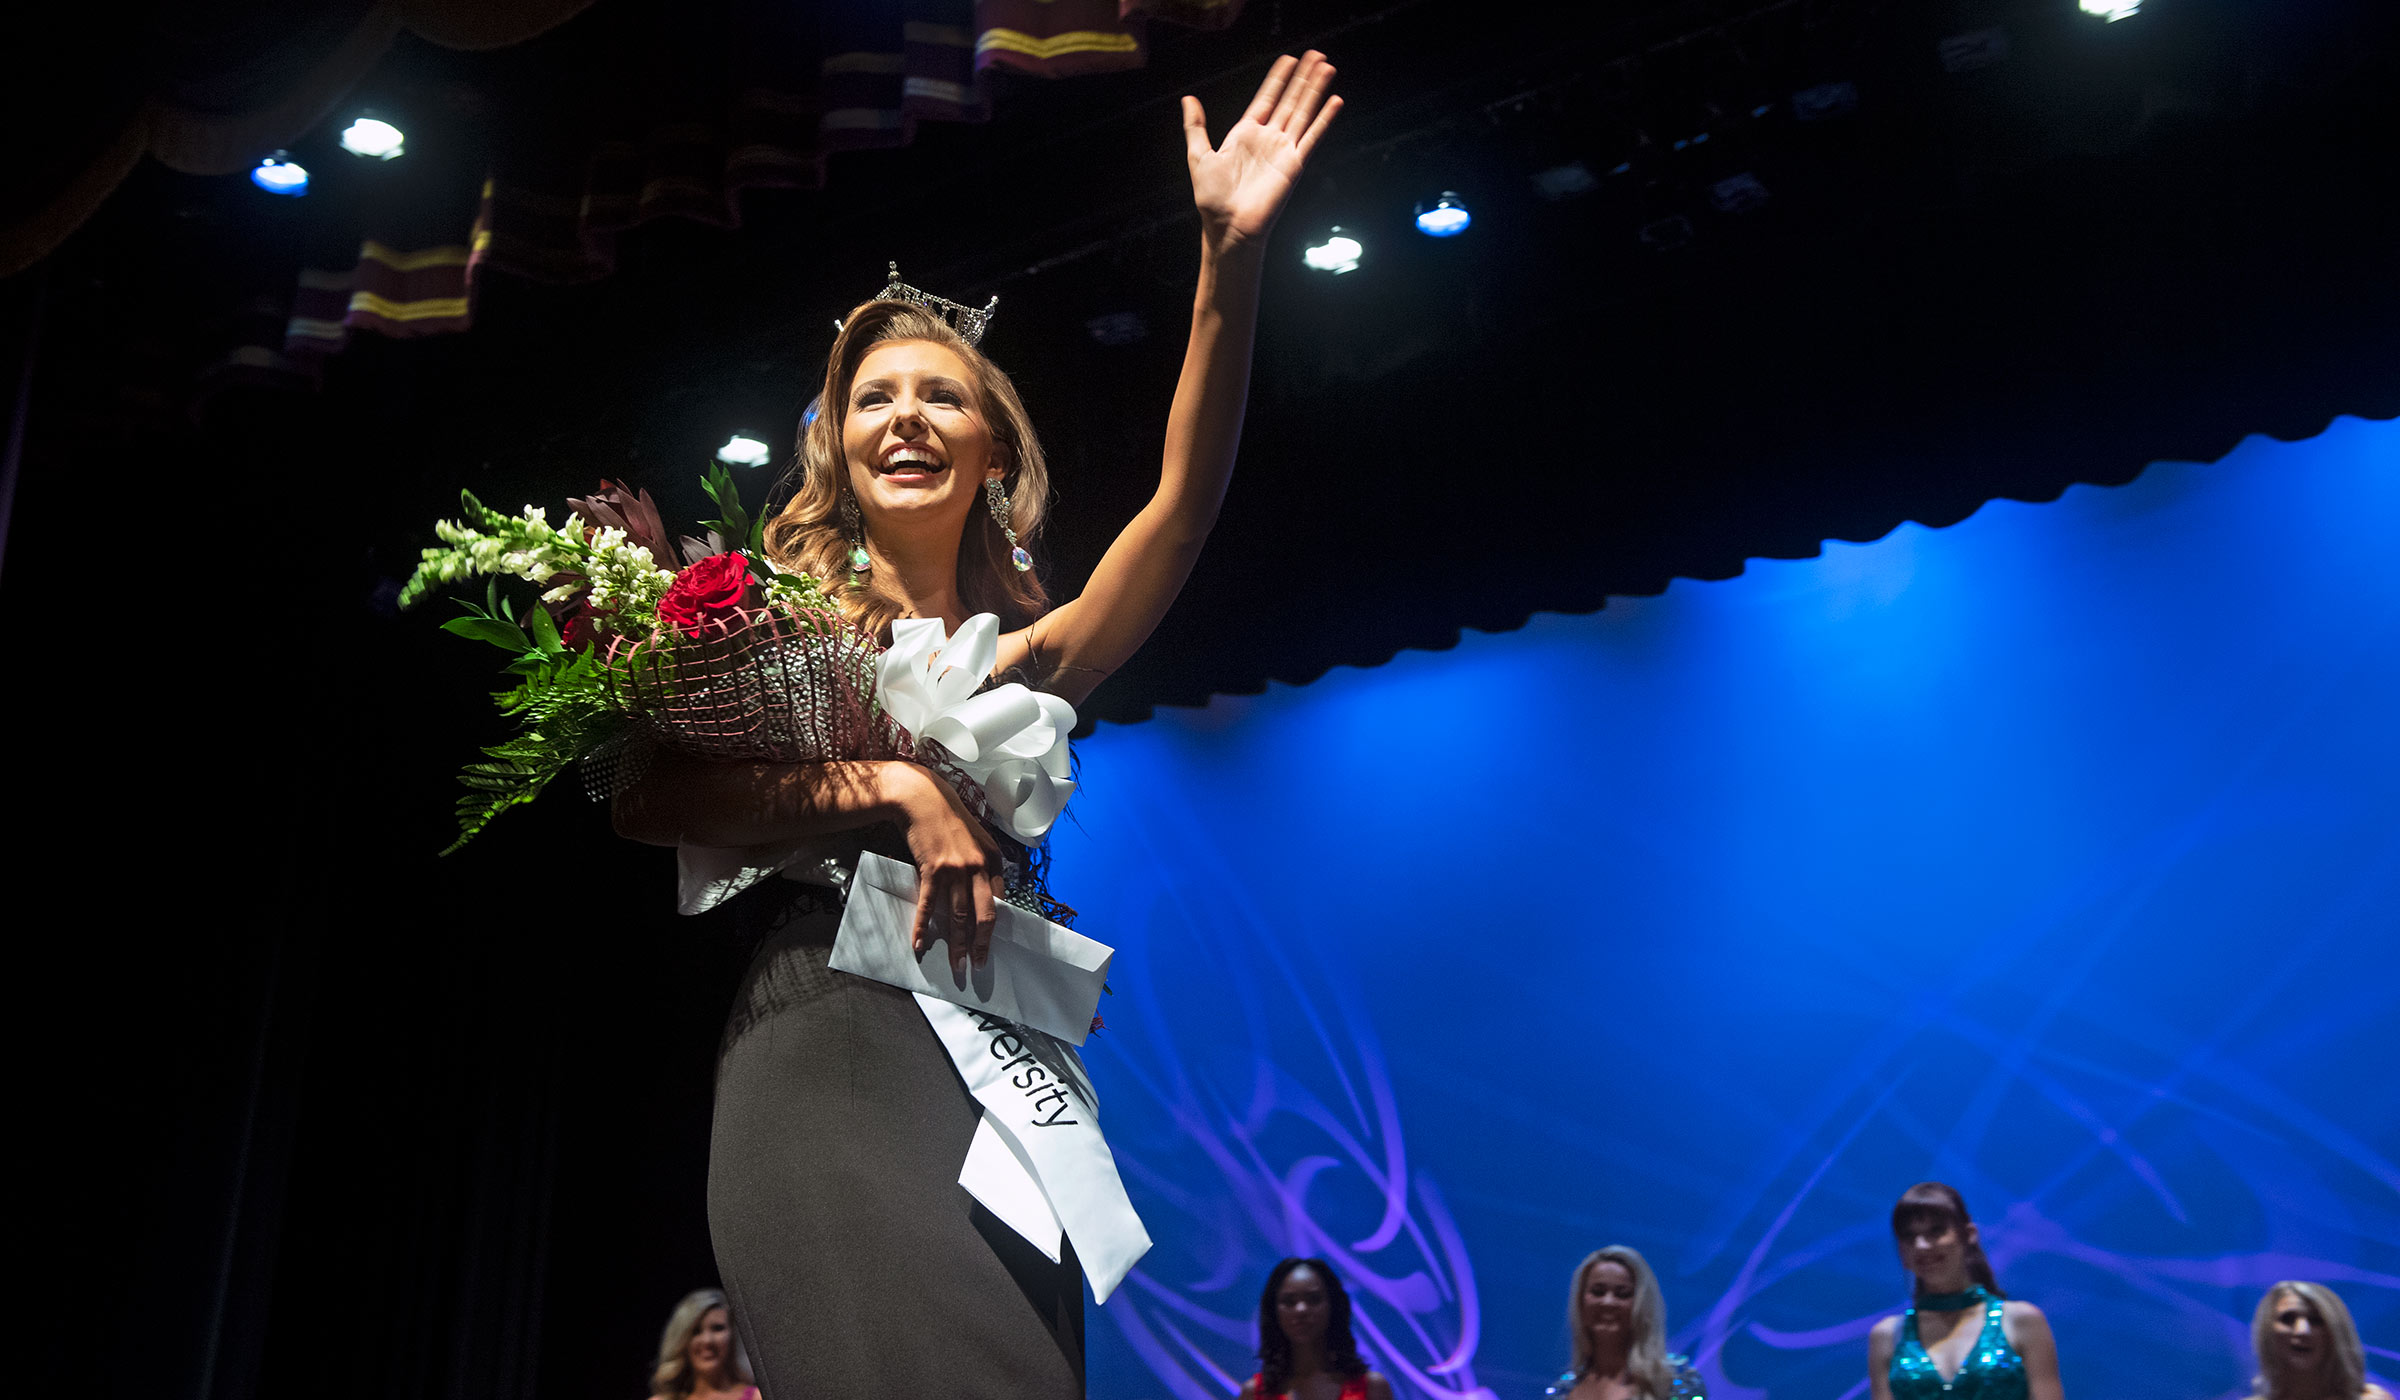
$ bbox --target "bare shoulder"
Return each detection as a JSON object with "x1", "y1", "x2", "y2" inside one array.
[
  {"x1": 1364, "y1": 1372, "x2": 1396, "y2": 1400},
  {"x1": 2002, "y1": 1299, "x2": 2055, "y2": 1337},
  {"x1": 2361, "y1": 1386, "x2": 2394, "y2": 1400},
  {"x1": 1238, "y1": 1378, "x2": 1261, "y2": 1400},
  {"x1": 1870, "y1": 1314, "x2": 1902, "y2": 1346}
]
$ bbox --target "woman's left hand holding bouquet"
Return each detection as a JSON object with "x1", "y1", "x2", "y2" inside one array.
[{"x1": 612, "y1": 755, "x2": 1004, "y2": 975}]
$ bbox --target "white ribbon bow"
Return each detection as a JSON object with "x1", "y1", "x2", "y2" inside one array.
[{"x1": 878, "y1": 614, "x2": 1078, "y2": 842}]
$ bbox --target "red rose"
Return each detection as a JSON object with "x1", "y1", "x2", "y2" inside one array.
[
  {"x1": 559, "y1": 601, "x2": 598, "y2": 649},
  {"x1": 656, "y1": 552, "x2": 754, "y2": 633}
]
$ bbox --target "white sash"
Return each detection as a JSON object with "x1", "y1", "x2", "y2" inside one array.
[
  {"x1": 914, "y1": 995, "x2": 1152, "y2": 1303},
  {"x1": 827, "y1": 851, "x2": 1150, "y2": 1303}
]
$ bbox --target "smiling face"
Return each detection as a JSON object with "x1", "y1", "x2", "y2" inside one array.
[
  {"x1": 1895, "y1": 1210, "x2": 1977, "y2": 1293},
  {"x1": 2268, "y1": 1291, "x2": 2327, "y2": 1374},
  {"x1": 1275, "y1": 1264, "x2": 1333, "y2": 1349},
  {"x1": 841, "y1": 338, "x2": 997, "y2": 543},
  {"x1": 1581, "y1": 1259, "x2": 1638, "y2": 1343},
  {"x1": 685, "y1": 1306, "x2": 731, "y2": 1381}
]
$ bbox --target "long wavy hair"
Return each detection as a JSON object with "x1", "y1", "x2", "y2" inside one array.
[
  {"x1": 762, "y1": 299, "x2": 1052, "y2": 641},
  {"x1": 1565, "y1": 1245, "x2": 1676, "y2": 1397},
  {"x1": 2248, "y1": 1281, "x2": 2368, "y2": 1400},
  {"x1": 1891, "y1": 1181, "x2": 2005, "y2": 1298},
  {"x1": 650, "y1": 1289, "x2": 752, "y2": 1397},
  {"x1": 1256, "y1": 1257, "x2": 1369, "y2": 1396}
]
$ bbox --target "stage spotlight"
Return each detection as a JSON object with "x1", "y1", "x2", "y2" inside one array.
[
  {"x1": 1530, "y1": 162, "x2": 1598, "y2": 200},
  {"x1": 1710, "y1": 172, "x2": 1770, "y2": 214},
  {"x1": 2078, "y1": 0, "x2": 2139, "y2": 18},
  {"x1": 1792, "y1": 81, "x2": 1860, "y2": 122},
  {"x1": 1413, "y1": 192, "x2": 1471, "y2": 238},
  {"x1": 1085, "y1": 312, "x2": 1148, "y2": 345},
  {"x1": 717, "y1": 433, "x2": 772, "y2": 467},
  {"x1": 1639, "y1": 215, "x2": 1693, "y2": 251},
  {"x1": 251, "y1": 153, "x2": 308, "y2": 196},
  {"x1": 340, "y1": 117, "x2": 406, "y2": 160},
  {"x1": 1301, "y1": 228, "x2": 1362, "y2": 274}
]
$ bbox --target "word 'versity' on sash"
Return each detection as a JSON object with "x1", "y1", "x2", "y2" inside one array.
[{"x1": 916, "y1": 993, "x2": 1152, "y2": 1303}]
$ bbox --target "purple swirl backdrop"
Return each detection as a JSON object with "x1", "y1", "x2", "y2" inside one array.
[{"x1": 1049, "y1": 416, "x2": 2400, "y2": 1400}]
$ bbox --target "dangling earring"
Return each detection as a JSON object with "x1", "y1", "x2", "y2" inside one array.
[
  {"x1": 986, "y1": 476, "x2": 1031, "y2": 572},
  {"x1": 840, "y1": 492, "x2": 871, "y2": 579}
]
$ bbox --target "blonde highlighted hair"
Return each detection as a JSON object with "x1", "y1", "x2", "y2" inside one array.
[
  {"x1": 1566, "y1": 1245, "x2": 1677, "y2": 1398},
  {"x1": 650, "y1": 1289, "x2": 751, "y2": 1398},
  {"x1": 2248, "y1": 1281, "x2": 2369, "y2": 1400},
  {"x1": 763, "y1": 298, "x2": 1052, "y2": 641}
]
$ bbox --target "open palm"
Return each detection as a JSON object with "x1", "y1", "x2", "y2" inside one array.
[{"x1": 1183, "y1": 51, "x2": 1343, "y2": 247}]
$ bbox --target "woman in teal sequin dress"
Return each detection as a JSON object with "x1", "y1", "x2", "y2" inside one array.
[
  {"x1": 1544, "y1": 1246, "x2": 1705, "y2": 1400},
  {"x1": 1866, "y1": 1183, "x2": 2064, "y2": 1400}
]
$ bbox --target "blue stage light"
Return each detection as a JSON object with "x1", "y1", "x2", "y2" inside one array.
[
  {"x1": 1530, "y1": 163, "x2": 1598, "y2": 200},
  {"x1": 1413, "y1": 192, "x2": 1471, "y2": 238},
  {"x1": 251, "y1": 153, "x2": 308, "y2": 196}
]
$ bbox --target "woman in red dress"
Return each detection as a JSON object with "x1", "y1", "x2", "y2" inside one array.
[{"x1": 1239, "y1": 1258, "x2": 1394, "y2": 1400}]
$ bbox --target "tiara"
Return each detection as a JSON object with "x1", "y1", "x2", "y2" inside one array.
[{"x1": 873, "y1": 262, "x2": 999, "y2": 346}]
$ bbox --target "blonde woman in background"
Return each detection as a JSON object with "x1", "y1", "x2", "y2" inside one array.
[
  {"x1": 1545, "y1": 1245, "x2": 1705, "y2": 1399},
  {"x1": 647, "y1": 1289, "x2": 755, "y2": 1400},
  {"x1": 2246, "y1": 1282, "x2": 2393, "y2": 1400}
]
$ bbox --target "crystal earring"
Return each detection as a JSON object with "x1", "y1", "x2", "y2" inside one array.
[
  {"x1": 986, "y1": 477, "x2": 1032, "y2": 572},
  {"x1": 839, "y1": 493, "x2": 870, "y2": 578}
]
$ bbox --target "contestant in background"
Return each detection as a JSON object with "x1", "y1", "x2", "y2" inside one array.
[
  {"x1": 1545, "y1": 1245, "x2": 1704, "y2": 1399},
  {"x1": 646, "y1": 1289, "x2": 755, "y2": 1400},
  {"x1": 1240, "y1": 1258, "x2": 1393, "y2": 1400},
  {"x1": 1867, "y1": 1183, "x2": 2063, "y2": 1400},
  {"x1": 2244, "y1": 1282, "x2": 2393, "y2": 1400},
  {"x1": 612, "y1": 52, "x2": 1343, "y2": 1399}
]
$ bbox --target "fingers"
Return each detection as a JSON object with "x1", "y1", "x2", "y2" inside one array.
[
  {"x1": 1295, "y1": 92, "x2": 1344, "y2": 160},
  {"x1": 1181, "y1": 95, "x2": 1214, "y2": 164},
  {"x1": 950, "y1": 876, "x2": 976, "y2": 977},
  {"x1": 971, "y1": 870, "x2": 998, "y2": 969},
  {"x1": 1243, "y1": 53, "x2": 1298, "y2": 127},
  {"x1": 912, "y1": 879, "x2": 937, "y2": 959},
  {"x1": 1266, "y1": 51, "x2": 1324, "y2": 133}
]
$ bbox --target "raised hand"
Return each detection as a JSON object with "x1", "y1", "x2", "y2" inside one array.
[{"x1": 1182, "y1": 50, "x2": 1343, "y2": 250}]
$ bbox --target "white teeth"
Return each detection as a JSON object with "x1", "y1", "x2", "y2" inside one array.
[{"x1": 885, "y1": 447, "x2": 942, "y2": 470}]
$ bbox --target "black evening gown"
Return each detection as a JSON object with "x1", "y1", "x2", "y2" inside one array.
[{"x1": 708, "y1": 888, "x2": 1085, "y2": 1398}]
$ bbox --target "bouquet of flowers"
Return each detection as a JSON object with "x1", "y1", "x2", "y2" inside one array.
[{"x1": 401, "y1": 466, "x2": 901, "y2": 853}]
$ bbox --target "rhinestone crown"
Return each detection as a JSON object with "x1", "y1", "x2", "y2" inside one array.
[{"x1": 872, "y1": 262, "x2": 998, "y2": 346}]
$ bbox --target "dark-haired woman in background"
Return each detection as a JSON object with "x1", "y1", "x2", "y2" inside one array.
[
  {"x1": 2244, "y1": 1282, "x2": 2393, "y2": 1400},
  {"x1": 645, "y1": 1289, "x2": 755, "y2": 1400},
  {"x1": 1545, "y1": 1245, "x2": 1704, "y2": 1399},
  {"x1": 1867, "y1": 1183, "x2": 2063, "y2": 1400},
  {"x1": 1239, "y1": 1258, "x2": 1394, "y2": 1400}
]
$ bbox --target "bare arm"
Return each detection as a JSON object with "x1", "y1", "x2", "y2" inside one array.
[
  {"x1": 997, "y1": 52, "x2": 1341, "y2": 703},
  {"x1": 2006, "y1": 1302, "x2": 2064, "y2": 1400},
  {"x1": 1363, "y1": 1373, "x2": 1395, "y2": 1400},
  {"x1": 613, "y1": 755, "x2": 914, "y2": 848},
  {"x1": 1867, "y1": 1316, "x2": 1899, "y2": 1400},
  {"x1": 613, "y1": 753, "x2": 1004, "y2": 972}
]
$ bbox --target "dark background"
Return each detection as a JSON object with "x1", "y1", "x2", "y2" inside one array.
[{"x1": 3, "y1": 0, "x2": 2394, "y2": 1396}]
